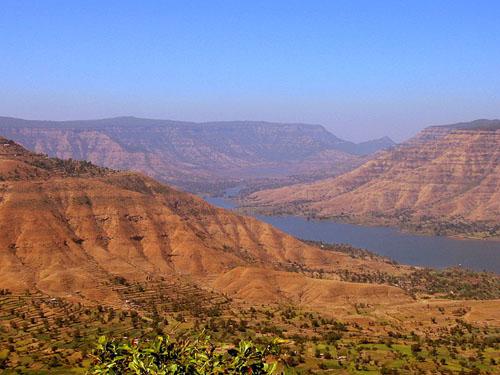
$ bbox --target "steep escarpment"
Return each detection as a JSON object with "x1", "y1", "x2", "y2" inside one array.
[
  {"x1": 245, "y1": 120, "x2": 500, "y2": 238},
  {"x1": 0, "y1": 138, "x2": 409, "y2": 309},
  {"x1": 0, "y1": 116, "x2": 393, "y2": 193}
]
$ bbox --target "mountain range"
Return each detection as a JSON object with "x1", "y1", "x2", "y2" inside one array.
[
  {"x1": 244, "y1": 120, "x2": 500, "y2": 238},
  {"x1": 0, "y1": 116, "x2": 394, "y2": 193}
]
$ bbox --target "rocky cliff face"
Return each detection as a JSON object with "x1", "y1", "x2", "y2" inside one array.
[
  {"x1": 0, "y1": 116, "x2": 393, "y2": 193},
  {"x1": 0, "y1": 138, "x2": 408, "y2": 308},
  {"x1": 245, "y1": 121, "x2": 500, "y2": 238}
]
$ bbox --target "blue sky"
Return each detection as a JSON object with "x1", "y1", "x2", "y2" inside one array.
[{"x1": 1, "y1": 0, "x2": 499, "y2": 141}]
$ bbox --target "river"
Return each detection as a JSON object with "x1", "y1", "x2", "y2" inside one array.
[{"x1": 205, "y1": 196, "x2": 500, "y2": 273}]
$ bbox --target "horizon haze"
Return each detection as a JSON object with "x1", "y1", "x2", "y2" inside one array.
[{"x1": 1, "y1": 0, "x2": 500, "y2": 141}]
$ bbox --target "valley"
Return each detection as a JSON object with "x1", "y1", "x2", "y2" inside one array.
[
  {"x1": 0, "y1": 137, "x2": 498, "y2": 374},
  {"x1": 3, "y1": 2, "x2": 500, "y2": 374}
]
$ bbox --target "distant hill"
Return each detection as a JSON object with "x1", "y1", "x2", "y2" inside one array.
[
  {"x1": 344, "y1": 136, "x2": 395, "y2": 155},
  {"x1": 432, "y1": 118, "x2": 500, "y2": 131},
  {"x1": 244, "y1": 120, "x2": 500, "y2": 238},
  {"x1": 0, "y1": 116, "x2": 394, "y2": 193}
]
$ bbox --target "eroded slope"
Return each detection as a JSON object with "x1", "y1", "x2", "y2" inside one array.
[
  {"x1": 0, "y1": 137, "x2": 408, "y2": 310},
  {"x1": 245, "y1": 121, "x2": 500, "y2": 237}
]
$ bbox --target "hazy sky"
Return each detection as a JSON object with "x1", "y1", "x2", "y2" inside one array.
[{"x1": 1, "y1": 1, "x2": 499, "y2": 142}]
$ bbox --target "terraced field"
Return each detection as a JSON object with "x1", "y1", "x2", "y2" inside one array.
[
  {"x1": 0, "y1": 280, "x2": 232, "y2": 374},
  {"x1": 1, "y1": 287, "x2": 499, "y2": 374}
]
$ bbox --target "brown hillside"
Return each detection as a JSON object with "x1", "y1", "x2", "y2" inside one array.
[
  {"x1": 212, "y1": 266, "x2": 409, "y2": 308},
  {"x1": 0, "y1": 137, "x2": 409, "y2": 310},
  {"x1": 245, "y1": 122, "x2": 500, "y2": 237}
]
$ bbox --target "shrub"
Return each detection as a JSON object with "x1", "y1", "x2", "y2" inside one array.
[{"x1": 88, "y1": 334, "x2": 282, "y2": 374}]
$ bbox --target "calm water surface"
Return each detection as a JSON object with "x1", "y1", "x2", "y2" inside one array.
[{"x1": 205, "y1": 196, "x2": 500, "y2": 273}]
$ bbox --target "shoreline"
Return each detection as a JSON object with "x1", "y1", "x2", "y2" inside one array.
[{"x1": 234, "y1": 203, "x2": 500, "y2": 242}]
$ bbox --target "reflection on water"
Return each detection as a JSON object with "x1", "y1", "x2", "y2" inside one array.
[{"x1": 205, "y1": 196, "x2": 500, "y2": 273}]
